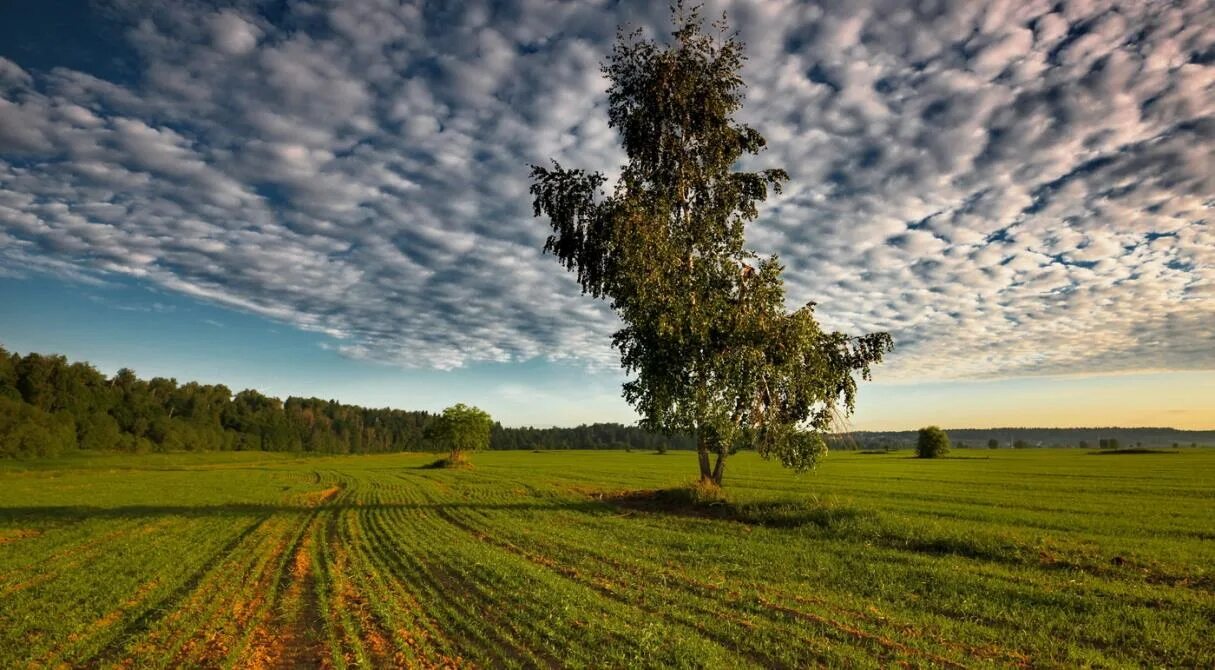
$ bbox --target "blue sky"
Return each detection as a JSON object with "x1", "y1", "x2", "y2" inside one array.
[{"x1": 0, "y1": 0, "x2": 1212, "y2": 429}]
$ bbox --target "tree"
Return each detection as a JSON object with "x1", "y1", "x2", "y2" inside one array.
[
  {"x1": 987, "y1": 438, "x2": 999, "y2": 449},
  {"x1": 916, "y1": 426, "x2": 950, "y2": 458},
  {"x1": 0, "y1": 396, "x2": 76, "y2": 458},
  {"x1": 427, "y1": 404, "x2": 492, "y2": 465},
  {"x1": 1108, "y1": 438, "x2": 1121, "y2": 450},
  {"x1": 1013, "y1": 439, "x2": 1029, "y2": 449},
  {"x1": 1078, "y1": 440, "x2": 1089, "y2": 449},
  {"x1": 530, "y1": 5, "x2": 892, "y2": 487}
]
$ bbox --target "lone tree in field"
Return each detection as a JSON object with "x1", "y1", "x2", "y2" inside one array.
[
  {"x1": 427, "y1": 404, "x2": 492, "y2": 465},
  {"x1": 530, "y1": 6, "x2": 892, "y2": 487},
  {"x1": 916, "y1": 426, "x2": 950, "y2": 458}
]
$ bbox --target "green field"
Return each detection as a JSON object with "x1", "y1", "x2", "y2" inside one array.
[{"x1": 1, "y1": 449, "x2": 1212, "y2": 668}]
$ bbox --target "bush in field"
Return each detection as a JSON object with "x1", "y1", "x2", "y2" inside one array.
[
  {"x1": 426, "y1": 403, "x2": 492, "y2": 466},
  {"x1": 916, "y1": 426, "x2": 950, "y2": 459},
  {"x1": 987, "y1": 438, "x2": 999, "y2": 449}
]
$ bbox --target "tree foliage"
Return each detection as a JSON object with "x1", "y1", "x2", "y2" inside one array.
[
  {"x1": 0, "y1": 345, "x2": 437, "y2": 457},
  {"x1": 916, "y1": 426, "x2": 950, "y2": 459},
  {"x1": 427, "y1": 403, "x2": 493, "y2": 462},
  {"x1": 491, "y1": 423, "x2": 692, "y2": 451},
  {"x1": 0, "y1": 345, "x2": 710, "y2": 458},
  {"x1": 530, "y1": 5, "x2": 892, "y2": 485}
]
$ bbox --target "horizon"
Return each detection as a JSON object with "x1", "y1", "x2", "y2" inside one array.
[
  {"x1": 2, "y1": 339, "x2": 1212, "y2": 433},
  {"x1": 2, "y1": 0, "x2": 1213, "y2": 431}
]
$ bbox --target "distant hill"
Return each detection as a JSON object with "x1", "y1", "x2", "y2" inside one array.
[
  {"x1": 502, "y1": 425, "x2": 1215, "y2": 452},
  {"x1": 835, "y1": 427, "x2": 1215, "y2": 450}
]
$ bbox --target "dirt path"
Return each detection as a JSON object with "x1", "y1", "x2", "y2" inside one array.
[{"x1": 240, "y1": 515, "x2": 328, "y2": 669}]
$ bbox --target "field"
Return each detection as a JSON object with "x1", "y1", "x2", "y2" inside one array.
[{"x1": 0, "y1": 449, "x2": 1212, "y2": 669}]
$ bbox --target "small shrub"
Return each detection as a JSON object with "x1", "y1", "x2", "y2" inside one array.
[
  {"x1": 686, "y1": 478, "x2": 726, "y2": 505},
  {"x1": 916, "y1": 426, "x2": 950, "y2": 458},
  {"x1": 425, "y1": 403, "x2": 492, "y2": 466}
]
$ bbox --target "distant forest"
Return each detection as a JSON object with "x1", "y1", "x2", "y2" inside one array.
[
  {"x1": 0, "y1": 346, "x2": 694, "y2": 458},
  {"x1": 837, "y1": 428, "x2": 1215, "y2": 450},
  {"x1": 0, "y1": 346, "x2": 1209, "y2": 458}
]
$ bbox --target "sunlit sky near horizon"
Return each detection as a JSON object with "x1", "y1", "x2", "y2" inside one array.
[{"x1": 1, "y1": 0, "x2": 1212, "y2": 429}]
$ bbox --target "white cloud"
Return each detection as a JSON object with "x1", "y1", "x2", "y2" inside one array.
[
  {"x1": 0, "y1": 0, "x2": 1211, "y2": 381},
  {"x1": 209, "y1": 11, "x2": 261, "y2": 56}
]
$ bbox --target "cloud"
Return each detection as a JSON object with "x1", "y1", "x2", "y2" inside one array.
[
  {"x1": 208, "y1": 11, "x2": 261, "y2": 56},
  {"x1": 0, "y1": 0, "x2": 1211, "y2": 380}
]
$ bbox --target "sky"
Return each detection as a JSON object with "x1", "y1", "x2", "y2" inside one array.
[{"x1": 0, "y1": 0, "x2": 1212, "y2": 429}]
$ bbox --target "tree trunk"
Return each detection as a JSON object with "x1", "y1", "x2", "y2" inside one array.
[
  {"x1": 696, "y1": 432, "x2": 713, "y2": 484},
  {"x1": 711, "y1": 448, "x2": 727, "y2": 486}
]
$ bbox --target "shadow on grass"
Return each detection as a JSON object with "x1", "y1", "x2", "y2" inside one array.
[
  {"x1": 601, "y1": 487, "x2": 875, "y2": 530},
  {"x1": 4, "y1": 494, "x2": 1209, "y2": 592},
  {"x1": 0, "y1": 499, "x2": 608, "y2": 524},
  {"x1": 417, "y1": 457, "x2": 473, "y2": 469},
  {"x1": 1088, "y1": 449, "x2": 1181, "y2": 455}
]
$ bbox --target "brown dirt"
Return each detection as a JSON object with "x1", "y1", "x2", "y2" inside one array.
[
  {"x1": 301, "y1": 486, "x2": 342, "y2": 507},
  {"x1": 239, "y1": 523, "x2": 327, "y2": 670},
  {"x1": 0, "y1": 528, "x2": 42, "y2": 544}
]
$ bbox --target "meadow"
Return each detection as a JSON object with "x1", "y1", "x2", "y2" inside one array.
[{"x1": 0, "y1": 448, "x2": 1211, "y2": 668}]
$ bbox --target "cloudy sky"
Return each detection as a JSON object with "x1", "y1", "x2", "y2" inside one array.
[{"x1": 1, "y1": 0, "x2": 1212, "y2": 429}]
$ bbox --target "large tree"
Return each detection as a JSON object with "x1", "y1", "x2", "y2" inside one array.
[{"x1": 530, "y1": 6, "x2": 892, "y2": 487}]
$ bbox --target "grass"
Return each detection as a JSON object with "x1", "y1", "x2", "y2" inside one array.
[{"x1": 0, "y1": 448, "x2": 1212, "y2": 668}]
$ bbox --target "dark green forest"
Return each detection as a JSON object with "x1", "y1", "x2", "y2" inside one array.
[
  {"x1": 1, "y1": 346, "x2": 1208, "y2": 458},
  {"x1": 0, "y1": 346, "x2": 692, "y2": 457}
]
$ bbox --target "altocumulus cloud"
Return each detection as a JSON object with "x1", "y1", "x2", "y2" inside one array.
[{"x1": 0, "y1": 0, "x2": 1211, "y2": 379}]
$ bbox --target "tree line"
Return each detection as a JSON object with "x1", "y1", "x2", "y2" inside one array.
[
  {"x1": 0, "y1": 345, "x2": 691, "y2": 458},
  {"x1": 842, "y1": 428, "x2": 1214, "y2": 451},
  {"x1": 0, "y1": 345, "x2": 437, "y2": 457},
  {"x1": 491, "y1": 423, "x2": 695, "y2": 452}
]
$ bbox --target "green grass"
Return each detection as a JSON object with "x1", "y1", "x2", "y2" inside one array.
[{"x1": 0, "y1": 448, "x2": 1212, "y2": 668}]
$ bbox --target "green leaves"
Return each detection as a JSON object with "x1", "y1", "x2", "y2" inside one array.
[
  {"x1": 427, "y1": 403, "x2": 493, "y2": 457},
  {"x1": 531, "y1": 4, "x2": 892, "y2": 482},
  {"x1": 916, "y1": 426, "x2": 951, "y2": 458},
  {"x1": 529, "y1": 162, "x2": 615, "y2": 299}
]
